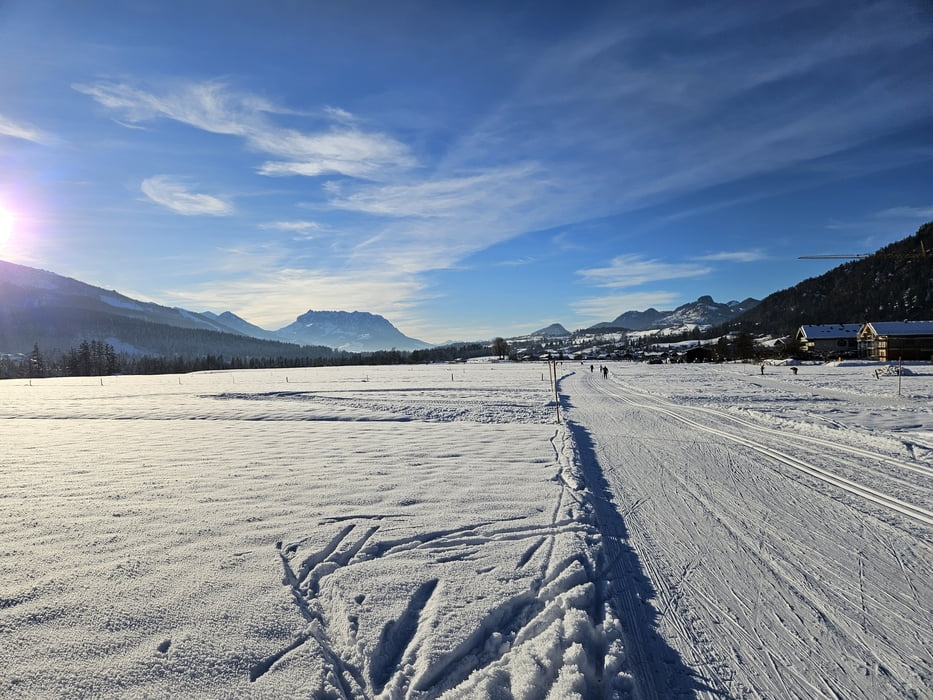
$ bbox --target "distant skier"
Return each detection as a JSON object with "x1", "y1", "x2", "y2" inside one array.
[
  {"x1": 590, "y1": 364, "x2": 594, "y2": 372},
  {"x1": 791, "y1": 366, "x2": 798, "y2": 375},
  {"x1": 602, "y1": 366, "x2": 609, "y2": 379},
  {"x1": 760, "y1": 364, "x2": 765, "y2": 375}
]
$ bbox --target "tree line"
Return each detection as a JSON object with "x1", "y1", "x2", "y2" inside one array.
[{"x1": 1, "y1": 340, "x2": 492, "y2": 380}]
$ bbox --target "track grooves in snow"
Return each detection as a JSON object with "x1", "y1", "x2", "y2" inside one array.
[
  {"x1": 564, "y1": 367, "x2": 932, "y2": 699},
  {"x1": 592, "y1": 381, "x2": 933, "y2": 527}
]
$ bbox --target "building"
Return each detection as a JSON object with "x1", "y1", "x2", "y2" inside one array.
[
  {"x1": 857, "y1": 321, "x2": 933, "y2": 362},
  {"x1": 796, "y1": 324, "x2": 862, "y2": 358}
]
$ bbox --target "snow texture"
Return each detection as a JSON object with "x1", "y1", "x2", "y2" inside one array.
[{"x1": 1, "y1": 360, "x2": 930, "y2": 698}]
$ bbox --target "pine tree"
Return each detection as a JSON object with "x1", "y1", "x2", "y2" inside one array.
[{"x1": 28, "y1": 343, "x2": 45, "y2": 378}]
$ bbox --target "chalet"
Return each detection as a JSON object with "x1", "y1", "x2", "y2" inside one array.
[
  {"x1": 796, "y1": 324, "x2": 862, "y2": 358},
  {"x1": 857, "y1": 321, "x2": 933, "y2": 362},
  {"x1": 684, "y1": 345, "x2": 714, "y2": 363}
]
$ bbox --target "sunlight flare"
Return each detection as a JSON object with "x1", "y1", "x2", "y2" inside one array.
[{"x1": 0, "y1": 207, "x2": 14, "y2": 251}]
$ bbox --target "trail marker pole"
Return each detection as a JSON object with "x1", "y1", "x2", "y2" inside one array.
[{"x1": 549, "y1": 360, "x2": 561, "y2": 423}]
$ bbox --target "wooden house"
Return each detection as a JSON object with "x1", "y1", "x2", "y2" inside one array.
[
  {"x1": 796, "y1": 324, "x2": 862, "y2": 358},
  {"x1": 857, "y1": 321, "x2": 933, "y2": 362}
]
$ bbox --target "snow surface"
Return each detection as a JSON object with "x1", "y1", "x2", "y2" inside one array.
[
  {"x1": 1, "y1": 361, "x2": 930, "y2": 698},
  {"x1": 98, "y1": 294, "x2": 144, "y2": 311}
]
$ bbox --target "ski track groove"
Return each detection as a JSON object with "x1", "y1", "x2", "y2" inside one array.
[
  {"x1": 593, "y1": 381, "x2": 933, "y2": 527},
  {"x1": 571, "y1": 369, "x2": 932, "y2": 699},
  {"x1": 712, "y1": 453, "x2": 911, "y2": 695}
]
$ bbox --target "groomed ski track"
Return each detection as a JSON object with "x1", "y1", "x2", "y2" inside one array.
[{"x1": 561, "y1": 367, "x2": 932, "y2": 699}]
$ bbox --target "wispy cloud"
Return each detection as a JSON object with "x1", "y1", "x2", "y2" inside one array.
[
  {"x1": 495, "y1": 257, "x2": 538, "y2": 267},
  {"x1": 327, "y1": 163, "x2": 567, "y2": 273},
  {"x1": 872, "y1": 206, "x2": 933, "y2": 220},
  {"x1": 448, "y1": 2, "x2": 933, "y2": 215},
  {"x1": 577, "y1": 255, "x2": 712, "y2": 289},
  {"x1": 260, "y1": 220, "x2": 320, "y2": 236},
  {"x1": 141, "y1": 176, "x2": 233, "y2": 216},
  {"x1": 325, "y1": 164, "x2": 545, "y2": 219},
  {"x1": 572, "y1": 255, "x2": 713, "y2": 322},
  {"x1": 74, "y1": 80, "x2": 413, "y2": 180},
  {"x1": 77, "y1": 79, "x2": 578, "y2": 296},
  {"x1": 0, "y1": 114, "x2": 54, "y2": 145},
  {"x1": 74, "y1": 80, "x2": 275, "y2": 135},
  {"x1": 695, "y1": 249, "x2": 767, "y2": 263},
  {"x1": 161, "y1": 251, "x2": 426, "y2": 332},
  {"x1": 256, "y1": 128, "x2": 414, "y2": 179},
  {"x1": 65, "y1": 4, "x2": 932, "y2": 341},
  {"x1": 823, "y1": 204, "x2": 933, "y2": 241},
  {"x1": 572, "y1": 291, "x2": 683, "y2": 321}
]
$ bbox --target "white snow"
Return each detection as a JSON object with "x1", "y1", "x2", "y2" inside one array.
[
  {"x1": 99, "y1": 294, "x2": 145, "y2": 311},
  {"x1": 1, "y1": 360, "x2": 930, "y2": 698}
]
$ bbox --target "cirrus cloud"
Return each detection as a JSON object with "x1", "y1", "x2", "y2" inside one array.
[
  {"x1": 572, "y1": 291, "x2": 683, "y2": 321},
  {"x1": 75, "y1": 80, "x2": 413, "y2": 181},
  {"x1": 141, "y1": 176, "x2": 233, "y2": 216},
  {"x1": 578, "y1": 254, "x2": 712, "y2": 289},
  {"x1": 695, "y1": 249, "x2": 767, "y2": 263},
  {"x1": 0, "y1": 113, "x2": 55, "y2": 145}
]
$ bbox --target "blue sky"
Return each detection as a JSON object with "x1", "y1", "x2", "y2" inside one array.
[{"x1": 1, "y1": 1, "x2": 932, "y2": 343}]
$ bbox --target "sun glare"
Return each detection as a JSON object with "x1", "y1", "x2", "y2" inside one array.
[{"x1": 0, "y1": 207, "x2": 13, "y2": 250}]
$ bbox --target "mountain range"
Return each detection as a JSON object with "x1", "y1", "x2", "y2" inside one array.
[
  {"x1": 525, "y1": 297, "x2": 760, "y2": 340},
  {"x1": 591, "y1": 295, "x2": 760, "y2": 332},
  {"x1": 1, "y1": 221, "x2": 930, "y2": 359},
  {"x1": 0, "y1": 260, "x2": 429, "y2": 356}
]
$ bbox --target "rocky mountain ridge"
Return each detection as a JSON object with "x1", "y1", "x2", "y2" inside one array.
[
  {"x1": 592, "y1": 295, "x2": 760, "y2": 332},
  {"x1": 0, "y1": 260, "x2": 428, "y2": 355}
]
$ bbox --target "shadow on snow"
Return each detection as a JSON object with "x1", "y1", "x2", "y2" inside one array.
[{"x1": 562, "y1": 395, "x2": 724, "y2": 699}]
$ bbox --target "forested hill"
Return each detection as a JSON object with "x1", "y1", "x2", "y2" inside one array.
[{"x1": 733, "y1": 222, "x2": 932, "y2": 335}]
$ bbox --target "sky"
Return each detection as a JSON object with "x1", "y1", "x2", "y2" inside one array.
[{"x1": 1, "y1": 0, "x2": 932, "y2": 344}]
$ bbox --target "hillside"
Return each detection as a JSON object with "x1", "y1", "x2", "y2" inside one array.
[
  {"x1": 531, "y1": 323, "x2": 571, "y2": 337},
  {"x1": 0, "y1": 260, "x2": 420, "y2": 358},
  {"x1": 732, "y1": 222, "x2": 933, "y2": 335},
  {"x1": 588, "y1": 296, "x2": 759, "y2": 332}
]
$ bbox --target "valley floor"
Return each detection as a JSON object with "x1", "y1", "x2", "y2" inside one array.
[{"x1": 0, "y1": 361, "x2": 930, "y2": 698}]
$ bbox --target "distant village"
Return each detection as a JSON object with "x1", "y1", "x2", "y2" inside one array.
[
  {"x1": 506, "y1": 320, "x2": 933, "y2": 364},
  {"x1": 4, "y1": 320, "x2": 933, "y2": 377}
]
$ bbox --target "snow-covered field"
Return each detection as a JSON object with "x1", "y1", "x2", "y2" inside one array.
[{"x1": 1, "y1": 361, "x2": 930, "y2": 698}]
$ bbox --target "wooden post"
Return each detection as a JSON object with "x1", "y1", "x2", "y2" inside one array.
[{"x1": 550, "y1": 360, "x2": 561, "y2": 423}]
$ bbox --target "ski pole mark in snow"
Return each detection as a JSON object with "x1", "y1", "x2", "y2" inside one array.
[
  {"x1": 370, "y1": 578, "x2": 439, "y2": 695},
  {"x1": 243, "y1": 420, "x2": 642, "y2": 697},
  {"x1": 516, "y1": 536, "x2": 546, "y2": 569}
]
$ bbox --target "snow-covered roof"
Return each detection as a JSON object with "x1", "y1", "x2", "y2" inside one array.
[
  {"x1": 798, "y1": 324, "x2": 862, "y2": 339},
  {"x1": 861, "y1": 321, "x2": 933, "y2": 337}
]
